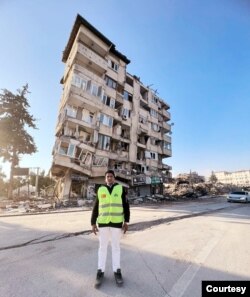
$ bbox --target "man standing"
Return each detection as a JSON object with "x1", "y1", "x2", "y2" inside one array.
[{"x1": 91, "y1": 169, "x2": 130, "y2": 287}]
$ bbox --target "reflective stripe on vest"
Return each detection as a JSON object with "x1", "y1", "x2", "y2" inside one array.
[{"x1": 97, "y1": 184, "x2": 124, "y2": 224}]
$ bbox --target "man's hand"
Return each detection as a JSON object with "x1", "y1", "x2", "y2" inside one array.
[
  {"x1": 92, "y1": 224, "x2": 98, "y2": 235},
  {"x1": 122, "y1": 222, "x2": 128, "y2": 234}
]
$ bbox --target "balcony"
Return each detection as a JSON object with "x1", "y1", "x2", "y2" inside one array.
[
  {"x1": 139, "y1": 123, "x2": 148, "y2": 133},
  {"x1": 162, "y1": 122, "x2": 171, "y2": 131},
  {"x1": 76, "y1": 42, "x2": 108, "y2": 74},
  {"x1": 162, "y1": 109, "x2": 171, "y2": 120},
  {"x1": 52, "y1": 153, "x2": 92, "y2": 176},
  {"x1": 163, "y1": 135, "x2": 171, "y2": 143},
  {"x1": 162, "y1": 148, "x2": 172, "y2": 157},
  {"x1": 114, "y1": 169, "x2": 132, "y2": 180},
  {"x1": 70, "y1": 85, "x2": 103, "y2": 113},
  {"x1": 92, "y1": 167, "x2": 108, "y2": 177}
]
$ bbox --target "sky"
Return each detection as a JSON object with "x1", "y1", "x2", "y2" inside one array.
[{"x1": 0, "y1": 0, "x2": 250, "y2": 178}]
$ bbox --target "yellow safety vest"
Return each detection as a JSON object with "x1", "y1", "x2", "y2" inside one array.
[{"x1": 97, "y1": 184, "x2": 124, "y2": 224}]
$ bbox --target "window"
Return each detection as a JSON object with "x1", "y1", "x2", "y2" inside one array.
[
  {"x1": 105, "y1": 75, "x2": 117, "y2": 89},
  {"x1": 67, "y1": 144, "x2": 75, "y2": 157},
  {"x1": 150, "y1": 152, "x2": 158, "y2": 160},
  {"x1": 72, "y1": 74, "x2": 87, "y2": 90},
  {"x1": 139, "y1": 115, "x2": 147, "y2": 124},
  {"x1": 151, "y1": 123, "x2": 161, "y2": 132},
  {"x1": 66, "y1": 105, "x2": 77, "y2": 118},
  {"x1": 97, "y1": 134, "x2": 110, "y2": 150},
  {"x1": 82, "y1": 109, "x2": 93, "y2": 124},
  {"x1": 126, "y1": 76, "x2": 134, "y2": 87},
  {"x1": 100, "y1": 113, "x2": 113, "y2": 127},
  {"x1": 163, "y1": 141, "x2": 171, "y2": 150},
  {"x1": 150, "y1": 109, "x2": 158, "y2": 119},
  {"x1": 151, "y1": 95, "x2": 159, "y2": 105},
  {"x1": 64, "y1": 126, "x2": 75, "y2": 137},
  {"x1": 108, "y1": 60, "x2": 119, "y2": 72},
  {"x1": 121, "y1": 108, "x2": 131, "y2": 119},
  {"x1": 58, "y1": 142, "x2": 75, "y2": 157},
  {"x1": 123, "y1": 91, "x2": 133, "y2": 102},
  {"x1": 102, "y1": 94, "x2": 115, "y2": 108}
]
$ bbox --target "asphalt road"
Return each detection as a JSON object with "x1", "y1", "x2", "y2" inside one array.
[{"x1": 0, "y1": 197, "x2": 249, "y2": 297}]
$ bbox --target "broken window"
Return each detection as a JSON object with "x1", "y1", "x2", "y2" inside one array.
[
  {"x1": 102, "y1": 94, "x2": 115, "y2": 109},
  {"x1": 123, "y1": 91, "x2": 133, "y2": 102},
  {"x1": 93, "y1": 156, "x2": 108, "y2": 166},
  {"x1": 108, "y1": 59, "x2": 119, "y2": 72},
  {"x1": 126, "y1": 76, "x2": 134, "y2": 87},
  {"x1": 58, "y1": 142, "x2": 75, "y2": 157},
  {"x1": 140, "y1": 86, "x2": 148, "y2": 100}
]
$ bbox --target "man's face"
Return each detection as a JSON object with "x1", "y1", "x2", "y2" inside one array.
[{"x1": 105, "y1": 173, "x2": 115, "y2": 185}]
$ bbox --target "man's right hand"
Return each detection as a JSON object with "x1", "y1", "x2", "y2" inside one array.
[{"x1": 92, "y1": 224, "x2": 98, "y2": 235}]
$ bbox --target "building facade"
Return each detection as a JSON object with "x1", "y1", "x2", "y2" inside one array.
[
  {"x1": 214, "y1": 170, "x2": 250, "y2": 187},
  {"x1": 51, "y1": 15, "x2": 172, "y2": 200}
]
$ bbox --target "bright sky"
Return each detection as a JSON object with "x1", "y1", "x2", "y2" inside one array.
[{"x1": 0, "y1": 0, "x2": 250, "y2": 178}]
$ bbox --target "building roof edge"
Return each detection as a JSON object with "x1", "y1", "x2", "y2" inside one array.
[{"x1": 62, "y1": 14, "x2": 130, "y2": 64}]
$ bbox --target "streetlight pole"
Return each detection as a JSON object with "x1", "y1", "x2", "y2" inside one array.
[{"x1": 35, "y1": 167, "x2": 39, "y2": 197}]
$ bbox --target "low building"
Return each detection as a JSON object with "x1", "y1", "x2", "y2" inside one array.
[
  {"x1": 51, "y1": 14, "x2": 172, "y2": 200},
  {"x1": 214, "y1": 170, "x2": 250, "y2": 188}
]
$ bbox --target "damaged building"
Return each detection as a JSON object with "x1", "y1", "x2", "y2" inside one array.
[{"x1": 51, "y1": 14, "x2": 172, "y2": 200}]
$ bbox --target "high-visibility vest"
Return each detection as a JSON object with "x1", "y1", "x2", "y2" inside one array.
[{"x1": 97, "y1": 184, "x2": 124, "y2": 224}]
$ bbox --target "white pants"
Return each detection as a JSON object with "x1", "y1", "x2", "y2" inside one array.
[{"x1": 98, "y1": 227, "x2": 122, "y2": 272}]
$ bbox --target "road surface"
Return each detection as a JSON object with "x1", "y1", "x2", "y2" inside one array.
[{"x1": 0, "y1": 197, "x2": 249, "y2": 297}]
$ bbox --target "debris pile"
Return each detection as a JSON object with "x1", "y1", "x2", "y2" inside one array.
[
  {"x1": 0, "y1": 196, "x2": 93, "y2": 215},
  {"x1": 164, "y1": 181, "x2": 234, "y2": 199}
]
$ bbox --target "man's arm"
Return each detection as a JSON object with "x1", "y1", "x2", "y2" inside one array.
[
  {"x1": 122, "y1": 187, "x2": 130, "y2": 233},
  {"x1": 122, "y1": 187, "x2": 130, "y2": 222},
  {"x1": 91, "y1": 197, "x2": 99, "y2": 235}
]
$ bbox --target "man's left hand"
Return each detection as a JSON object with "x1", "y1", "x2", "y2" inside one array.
[{"x1": 122, "y1": 222, "x2": 128, "y2": 234}]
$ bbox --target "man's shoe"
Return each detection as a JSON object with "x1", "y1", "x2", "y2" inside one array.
[
  {"x1": 114, "y1": 269, "x2": 123, "y2": 286},
  {"x1": 95, "y1": 269, "x2": 104, "y2": 287}
]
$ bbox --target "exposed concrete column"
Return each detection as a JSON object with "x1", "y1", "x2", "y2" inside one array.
[
  {"x1": 60, "y1": 169, "x2": 72, "y2": 200},
  {"x1": 129, "y1": 79, "x2": 140, "y2": 163}
]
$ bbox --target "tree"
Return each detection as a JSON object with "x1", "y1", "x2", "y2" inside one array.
[
  {"x1": 209, "y1": 171, "x2": 218, "y2": 184},
  {"x1": 0, "y1": 84, "x2": 37, "y2": 198},
  {"x1": 0, "y1": 166, "x2": 7, "y2": 197}
]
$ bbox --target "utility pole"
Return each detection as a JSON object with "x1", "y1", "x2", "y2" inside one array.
[{"x1": 35, "y1": 167, "x2": 39, "y2": 197}]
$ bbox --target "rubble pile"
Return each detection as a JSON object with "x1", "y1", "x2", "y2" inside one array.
[
  {"x1": 164, "y1": 181, "x2": 234, "y2": 199},
  {"x1": 0, "y1": 195, "x2": 94, "y2": 215}
]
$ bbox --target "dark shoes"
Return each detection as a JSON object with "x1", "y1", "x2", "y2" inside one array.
[
  {"x1": 95, "y1": 268, "x2": 123, "y2": 287},
  {"x1": 114, "y1": 268, "x2": 123, "y2": 286},
  {"x1": 95, "y1": 269, "x2": 104, "y2": 287}
]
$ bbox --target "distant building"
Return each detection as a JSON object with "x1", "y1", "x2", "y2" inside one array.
[
  {"x1": 214, "y1": 170, "x2": 250, "y2": 187},
  {"x1": 176, "y1": 172, "x2": 205, "y2": 184},
  {"x1": 51, "y1": 14, "x2": 172, "y2": 200}
]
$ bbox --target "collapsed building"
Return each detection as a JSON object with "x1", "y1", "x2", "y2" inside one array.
[{"x1": 51, "y1": 14, "x2": 172, "y2": 200}]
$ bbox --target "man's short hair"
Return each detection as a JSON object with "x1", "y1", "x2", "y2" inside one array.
[{"x1": 105, "y1": 169, "x2": 115, "y2": 178}]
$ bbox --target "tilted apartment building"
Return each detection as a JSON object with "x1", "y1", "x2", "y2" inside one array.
[{"x1": 51, "y1": 14, "x2": 172, "y2": 200}]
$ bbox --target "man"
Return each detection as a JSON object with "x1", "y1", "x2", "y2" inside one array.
[{"x1": 91, "y1": 169, "x2": 130, "y2": 287}]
